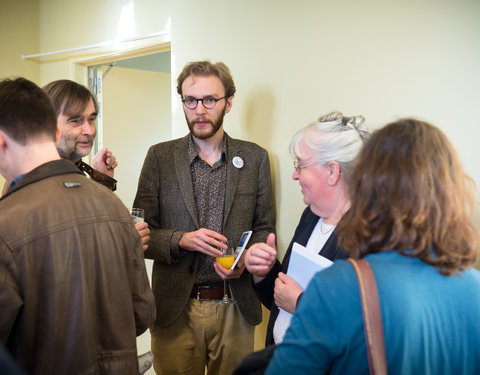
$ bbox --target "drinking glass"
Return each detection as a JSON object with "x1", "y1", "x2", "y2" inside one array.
[
  {"x1": 130, "y1": 208, "x2": 144, "y2": 223},
  {"x1": 216, "y1": 240, "x2": 235, "y2": 304}
]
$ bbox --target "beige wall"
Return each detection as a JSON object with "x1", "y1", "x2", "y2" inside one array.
[
  {"x1": 19, "y1": 0, "x2": 480, "y2": 259},
  {"x1": 0, "y1": 0, "x2": 41, "y2": 191},
  {"x1": 37, "y1": 0, "x2": 172, "y2": 84},
  {"x1": 2, "y1": 0, "x2": 480, "y2": 357},
  {"x1": 38, "y1": 0, "x2": 171, "y2": 52},
  {"x1": 102, "y1": 67, "x2": 171, "y2": 208},
  {"x1": 0, "y1": 0, "x2": 40, "y2": 81},
  {"x1": 169, "y1": 0, "x2": 480, "y2": 255}
]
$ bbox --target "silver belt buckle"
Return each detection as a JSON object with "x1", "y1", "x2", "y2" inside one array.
[{"x1": 196, "y1": 285, "x2": 212, "y2": 301}]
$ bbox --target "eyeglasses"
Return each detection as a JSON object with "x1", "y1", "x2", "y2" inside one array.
[
  {"x1": 182, "y1": 96, "x2": 226, "y2": 110},
  {"x1": 293, "y1": 160, "x2": 319, "y2": 173}
]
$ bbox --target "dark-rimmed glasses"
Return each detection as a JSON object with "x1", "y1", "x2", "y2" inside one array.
[{"x1": 182, "y1": 96, "x2": 226, "y2": 110}]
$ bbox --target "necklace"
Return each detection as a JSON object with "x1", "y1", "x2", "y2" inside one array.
[{"x1": 320, "y1": 218, "x2": 335, "y2": 235}]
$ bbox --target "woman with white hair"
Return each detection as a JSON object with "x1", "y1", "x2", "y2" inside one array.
[{"x1": 244, "y1": 112, "x2": 369, "y2": 346}]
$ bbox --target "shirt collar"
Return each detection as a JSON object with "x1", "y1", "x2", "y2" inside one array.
[
  {"x1": 9, "y1": 173, "x2": 27, "y2": 190},
  {"x1": 188, "y1": 134, "x2": 227, "y2": 165}
]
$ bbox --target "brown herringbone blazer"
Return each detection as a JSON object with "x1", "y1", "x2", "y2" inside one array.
[{"x1": 134, "y1": 133, "x2": 275, "y2": 326}]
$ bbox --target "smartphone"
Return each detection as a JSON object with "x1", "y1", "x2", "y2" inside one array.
[{"x1": 231, "y1": 230, "x2": 253, "y2": 270}]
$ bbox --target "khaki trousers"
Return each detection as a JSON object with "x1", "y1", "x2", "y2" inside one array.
[{"x1": 151, "y1": 298, "x2": 255, "y2": 375}]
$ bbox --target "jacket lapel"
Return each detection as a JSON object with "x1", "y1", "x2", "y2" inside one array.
[
  {"x1": 223, "y1": 134, "x2": 240, "y2": 229},
  {"x1": 173, "y1": 135, "x2": 200, "y2": 229}
]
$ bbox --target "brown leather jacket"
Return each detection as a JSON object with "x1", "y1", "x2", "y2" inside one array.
[{"x1": 0, "y1": 160, "x2": 156, "y2": 374}]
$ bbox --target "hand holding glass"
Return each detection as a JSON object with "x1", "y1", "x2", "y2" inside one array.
[
  {"x1": 216, "y1": 240, "x2": 235, "y2": 304},
  {"x1": 131, "y1": 208, "x2": 144, "y2": 224}
]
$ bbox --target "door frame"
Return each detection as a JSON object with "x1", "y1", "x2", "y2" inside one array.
[{"x1": 68, "y1": 37, "x2": 171, "y2": 158}]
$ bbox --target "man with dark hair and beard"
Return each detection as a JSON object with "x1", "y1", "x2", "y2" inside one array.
[
  {"x1": 133, "y1": 60, "x2": 275, "y2": 374},
  {"x1": 43, "y1": 79, "x2": 118, "y2": 190}
]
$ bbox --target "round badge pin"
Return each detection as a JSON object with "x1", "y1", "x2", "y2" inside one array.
[{"x1": 232, "y1": 156, "x2": 244, "y2": 169}]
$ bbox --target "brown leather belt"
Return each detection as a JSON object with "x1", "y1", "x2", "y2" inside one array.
[{"x1": 190, "y1": 284, "x2": 231, "y2": 300}]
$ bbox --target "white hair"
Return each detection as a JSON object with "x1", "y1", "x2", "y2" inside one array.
[{"x1": 290, "y1": 111, "x2": 369, "y2": 181}]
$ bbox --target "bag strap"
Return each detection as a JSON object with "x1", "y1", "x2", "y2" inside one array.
[
  {"x1": 347, "y1": 258, "x2": 387, "y2": 375},
  {"x1": 75, "y1": 160, "x2": 117, "y2": 191}
]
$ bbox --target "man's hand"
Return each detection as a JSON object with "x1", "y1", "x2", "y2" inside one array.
[
  {"x1": 244, "y1": 233, "x2": 277, "y2": 279},
  {"x1": 135, "y1": 221, "x2": 150, "y2": 251},
  {"x1": 93, "y1": 147, "x2": 118, "y2": 177},
  {"x1": 179, "y1": 228, "x2": 226, "y2": 257},
  {"x1": 214, "y1": 259, "x2": 245, "y2": 280},
  {"x1": 274, "y1": 272, "x2": 303, "y2": 314}
]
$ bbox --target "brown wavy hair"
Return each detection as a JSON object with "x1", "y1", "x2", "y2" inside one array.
[
  {"x1": 42, "y1": 79, "x2": 98, "y2": 118},
  {"x1": 338, "y1": 118, "x2": 479, "y2": 275},
  {"x1": 176, "y1": 60, "x2": 236, "y2": 99}
]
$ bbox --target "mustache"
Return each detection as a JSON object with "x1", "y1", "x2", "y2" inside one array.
[{"x1": 77, "y1": 136, "x2": 93, "y2": 143}]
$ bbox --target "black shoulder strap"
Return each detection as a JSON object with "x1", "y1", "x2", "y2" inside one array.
[{"x1": 75, "y1": 160, "x2": 117, "y2": 191}]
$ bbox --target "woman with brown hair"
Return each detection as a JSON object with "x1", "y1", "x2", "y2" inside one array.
[{"x1": 265, "y1": 118, "x2": 480, "y2": 374}]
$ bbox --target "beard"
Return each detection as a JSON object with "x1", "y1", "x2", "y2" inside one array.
[
  {"x1": 186, "y1": 104, "x2": 227, "y2": 140},
  {"x1": 56, "y1": 136, "x2": 93, "y2": 162}
]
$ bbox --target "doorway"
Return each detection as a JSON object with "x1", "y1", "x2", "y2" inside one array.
[{"x1": 88, "y1": 51, "x2": 172, "y2": 207}]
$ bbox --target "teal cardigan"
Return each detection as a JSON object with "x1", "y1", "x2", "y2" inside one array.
[{"x1": 266, "y1": 251, "x2": 480, "y2": 374}]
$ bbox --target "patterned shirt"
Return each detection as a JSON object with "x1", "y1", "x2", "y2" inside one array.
[{"x1": 188, "y1": 135, "x2": 227, "y2": 284}]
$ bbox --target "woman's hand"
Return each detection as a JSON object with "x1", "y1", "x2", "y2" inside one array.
[
  {"x1": 274, "y1": 272, "x2": 303, "y2": 314},
  {"x1": 244, "y1": 233, "x2": 277, "y2": 279}
]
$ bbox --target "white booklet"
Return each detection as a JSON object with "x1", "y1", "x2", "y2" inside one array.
[
  {"x1": 274, "y1": 242, "x2": 333, "y2": 343},
  {"x1": 286, "y1": 242, "x2": 334, "y2": 290}
]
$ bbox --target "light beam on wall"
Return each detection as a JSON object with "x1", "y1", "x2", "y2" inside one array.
[{"x1": 116, "y1": 1, "x2": 136, "y2": 46}]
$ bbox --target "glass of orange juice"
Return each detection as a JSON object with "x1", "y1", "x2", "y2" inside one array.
[{"x1": 216, "y1": 240, "x2": 235, "y2": 304}]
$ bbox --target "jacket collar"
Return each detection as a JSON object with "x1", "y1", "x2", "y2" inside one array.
[{"x1": 1, "y1": 159, "x2": 83, "y2": 200}]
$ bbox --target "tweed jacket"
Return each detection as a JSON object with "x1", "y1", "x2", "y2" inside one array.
[
  {"x1": 254, "y1": 206, "x2": 348, "y2": 345},
  {"x1": 134, "y1": 133, "x2": 276, "y2": 327},
  {"x1": 0, "y1": 160, "x2": 156, "y2": 374}
]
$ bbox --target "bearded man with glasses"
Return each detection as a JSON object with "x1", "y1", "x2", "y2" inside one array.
[{"x1": 133, "y1": 60, "x2": 276, "y2": 374}]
